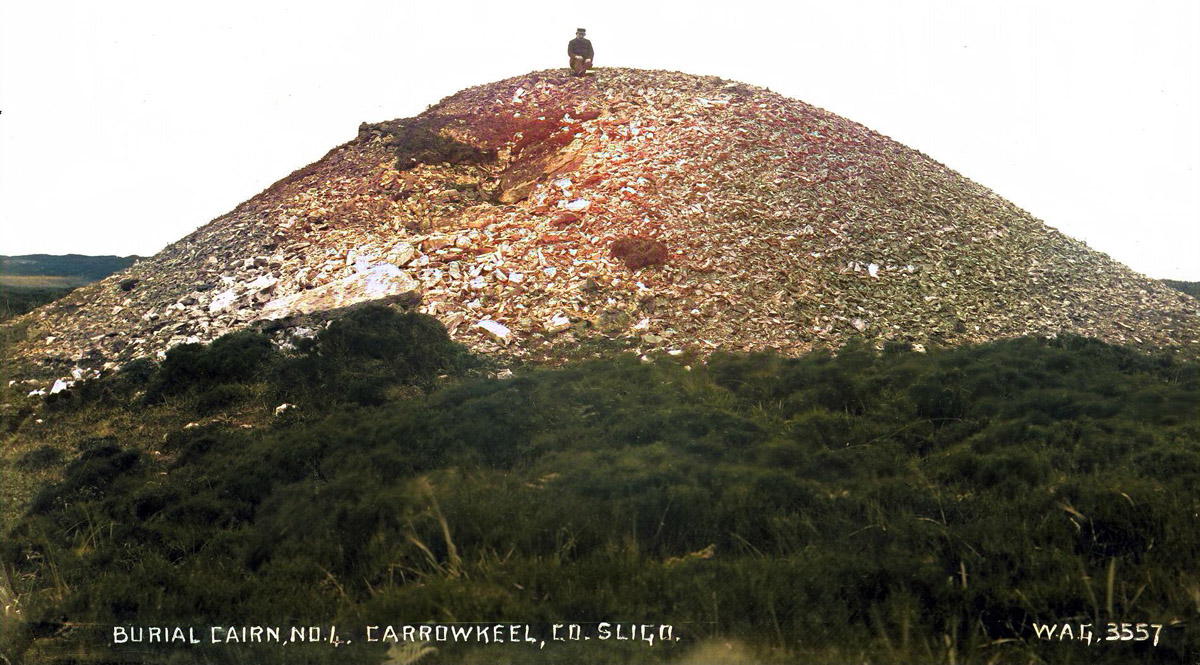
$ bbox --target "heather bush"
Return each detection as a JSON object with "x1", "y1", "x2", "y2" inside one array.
[
  {"x1": 5, "y1": 333, "x2": 1199, "y2": 664},
  {"x1": 145, "y1": 330, "x2": 277, "y2": 403}
]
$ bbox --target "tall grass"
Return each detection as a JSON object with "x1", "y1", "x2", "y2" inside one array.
[{"x1": 3, "y1": 313, "x2": 1198, "y2": 664}]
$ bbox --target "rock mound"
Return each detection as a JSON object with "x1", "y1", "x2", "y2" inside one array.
[{"x1": 6, "y1": 68, "x2": 1198, "y2": 381}]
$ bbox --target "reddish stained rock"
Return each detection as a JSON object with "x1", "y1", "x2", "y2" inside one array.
[
  {"x1": 9, "y1": 68, "x2": 1199, "y2": 382},
  {"x1": 610, "y1": 236, "x2": 668, "y2": 270},
  {"x1": 551, "y1": 212, "x2": 581, "y2": 227}
]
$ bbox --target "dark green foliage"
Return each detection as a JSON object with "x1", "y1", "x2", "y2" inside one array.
[
  {"x1": 1163, "y1": 279, "x2": 1200, "y2": 299},
  {"x1": 117, "y1": 356, "x2": 157, "y2": 385},
  {"x1": 146, "y1": 330, "x2": 278, "y2": 402},
  {"x1": 41, "y1": 358, "x2": 162, "y2": 411},
  {"x1": 6, "y1": 333, "x2": 1200, "y2": 663},
  {"x1": 29, "y1": 443, "x2": 141, "y2": 514},
  {"x1": 45, "y1": 305, "x2": 470, "y2": 416},
  {"x1": 275, "y1": 304, "x2": 473, "y2": 405},
  {"x1": 14, "y1": 445, "x2": 63, "y2": 471},
  {"x1": 0, "y1": 286, "x2": 73, "y2": 322},
  {"x1": 195, "y1": 383, "x2": 250, "y2": 415},
  {"x1": 0, "y1": 254, "x2": 138, "y2": 280}
]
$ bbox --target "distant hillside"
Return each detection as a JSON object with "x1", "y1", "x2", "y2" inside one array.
[
  {"x1": 1164, "y1": 279, "x2": 1200, "y2": 299},
  {"x1": 0, "y1": 254, "x2": 138, "y2": 286},
  {"x1": 0, "y1": 255, "x2": 139, "y2": 323}
]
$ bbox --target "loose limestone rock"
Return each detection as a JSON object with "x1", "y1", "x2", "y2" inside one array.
[
  {"x1": 3, "y1": 67, "x2": 1197, "y2": 382},
  {"x1": 258, "y1": 265, "x2": 419, "y2": 321}
]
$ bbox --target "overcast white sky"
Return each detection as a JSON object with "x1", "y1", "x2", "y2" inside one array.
[{"x1": 2, "y1": 1, "x2": 1197, "y2": 279}]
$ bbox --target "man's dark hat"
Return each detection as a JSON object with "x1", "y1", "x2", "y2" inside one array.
[{"x1": 576, "y1": 28, "x2": 586, "y2": 33}]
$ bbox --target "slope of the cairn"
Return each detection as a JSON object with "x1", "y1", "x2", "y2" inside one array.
[{"x1": 6, "y1": 68, "x2": 1198, "y2": 384}]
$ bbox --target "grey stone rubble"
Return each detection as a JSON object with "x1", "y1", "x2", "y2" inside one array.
[{"x1": 4, "y1": 68, "x2": 1197, "y2": 391}]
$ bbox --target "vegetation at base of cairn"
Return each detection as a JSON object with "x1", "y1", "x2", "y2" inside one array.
[{"x1": 4, "y1": 305, "x2": 1199, "y2": 663}]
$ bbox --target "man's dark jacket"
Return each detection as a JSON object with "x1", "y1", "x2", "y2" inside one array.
[{"x1": 568, "y1": 37, "x2": 594, "y2": 59}]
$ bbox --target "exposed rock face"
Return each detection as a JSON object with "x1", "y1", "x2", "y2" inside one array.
[
  {"x1": 258, "y1": 266, "x2": 420, "y2": 322},
  {"x1": 5, "y1": 68, "x2": 1198, "y2": 382}
]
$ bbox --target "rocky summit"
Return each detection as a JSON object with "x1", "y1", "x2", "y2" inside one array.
[{"x1": 6, "y1": 68, "x2": 1199, "y2": 383}]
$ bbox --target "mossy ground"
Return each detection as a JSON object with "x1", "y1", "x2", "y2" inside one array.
[{"x1": 2, "y1": 307, "x2": 1198, "y2": 664}]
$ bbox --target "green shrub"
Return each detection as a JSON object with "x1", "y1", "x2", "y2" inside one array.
[
  {"x1": 118, "y1": 356, "x2": 157, "y2": 385},
  {"x1": 275, "y1": 305, "x2": 472, "y2": 405},
  {"x1": 147, "y1": 331, "x2": 276, "y2": 403},
  {"x1": 14, "y1": 445, "x2": 63, "y2": 471},
  {"x1": 30, "y1": 443, "x2": 141, "y2": 514},
  {"x1": 195, "y1": 383, "x2": 249, "y2": 415},
  {"x1": 6, "y1": 334, "x2": 1199, "y2": 663}
]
